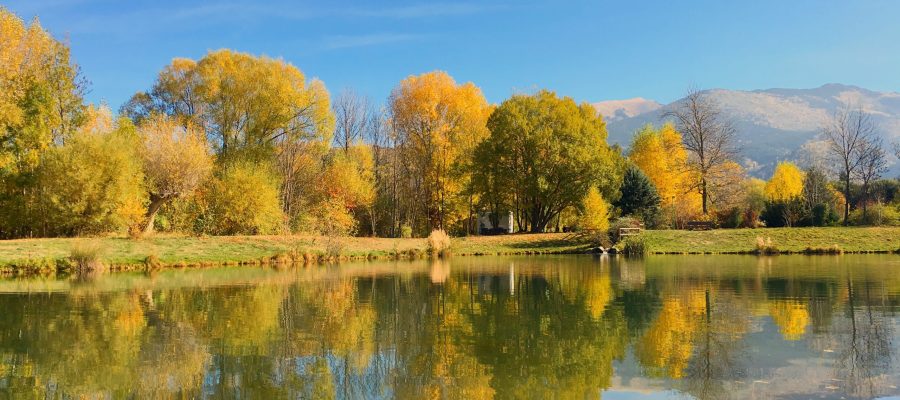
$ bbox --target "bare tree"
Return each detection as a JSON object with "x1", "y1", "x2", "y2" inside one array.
[
  {"x1": 662, "y1": 88, "x2": 738, "y2": 214},
  {"x1": 893, "y1": 141, "x2": 900, "y2": 161},
  {"x1": 854, "y1": 137, "x2": 887, "y2": 212},
  {"x1": 822, "y1": 107, "x2": 879, "y2": 224},
  {"x1": 332, "y1": 89, "x2": 372, "y2": 152}
]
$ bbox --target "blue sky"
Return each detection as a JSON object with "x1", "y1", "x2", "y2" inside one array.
[{"x1": 7, "y1": 0, "x2": 900, "y2": 109}]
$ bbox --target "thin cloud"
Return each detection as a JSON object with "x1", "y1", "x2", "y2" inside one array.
[{"x1": 323, "y1": 33, "x2": 424, "y2": 49}]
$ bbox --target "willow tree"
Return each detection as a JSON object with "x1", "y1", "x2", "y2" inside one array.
[
  {"x1": 663, "y1": 89, "x2": 738, "y2": 215},
  {"x1": 123, "y1": 50, "x2": 336, "y2": 231},
  {"x1": 389, "y1": 71, "x2": 491, "y2": 233},
  {"x1": 138, "y1": 115, "x2": 213, "y2": 234},
  {"x1": 473, "y1": 90, "x2": 623, "y2": 233}
]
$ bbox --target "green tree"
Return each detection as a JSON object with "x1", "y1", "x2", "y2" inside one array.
[
  {"x1": 616, "y1": 165, "x2": 661, "y2": 225},
  {"x1": 473, "y1": 90, "x2": 623, "y2": 232},
  {"x1": 201, "y1": 162, "x2": 284, "y2": 235}
]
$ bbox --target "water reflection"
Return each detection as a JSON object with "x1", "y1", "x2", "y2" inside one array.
[{"x1": 1, "y1": 255, "x2": 900, "y2": 399}]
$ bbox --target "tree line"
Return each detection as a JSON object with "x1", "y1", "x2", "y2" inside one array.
[{"x1": 1, "y1": 9, "x2": 898, "y2": 239}]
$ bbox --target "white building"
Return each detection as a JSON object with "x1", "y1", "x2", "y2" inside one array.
[{"x1": 477, "y1": 211, "x2": 514, "y2": 234}]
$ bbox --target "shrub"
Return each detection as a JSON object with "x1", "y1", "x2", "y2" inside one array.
[
  {"x1": 849, "y1": 203, "x2": 900, "y2": 226},
  {"x1": 69, "y1": 240, "x2": 107, "y2": 272},
  {"x1": 755, "y1": 236, "x2": 779, "y2": 255},
  {"x1": 202, "y1": 161, "x2": 284, "y2": 235},
  {"x1": 609, "y1": 216, "x2": 643, "y2": 243},
  {"x1": 400, "y1": 224, "x2": 413, "y2": 238},
  {"x1": 621, "y1": 235, "x2": 648, "y2": 256},
  {"x1": 427, "y1": 229, "x2": 452, "y2": 257}
]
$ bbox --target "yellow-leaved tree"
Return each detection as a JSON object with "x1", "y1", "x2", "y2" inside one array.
[
  {"x1": 578, "y1": 186, "x2": 610, "y2": 232},
  {"x1": 765, "y1": 161, "x2": 805, "y2": 202},
  {"x1": 628, "y1": 123, "x2": 702, "y2": 226},
  {"x1": 389, "y1": 71, "x2": 491, "y2": 234},
  {"x1": 138, "y1": 115, "x2": 214, "y2": 234}
]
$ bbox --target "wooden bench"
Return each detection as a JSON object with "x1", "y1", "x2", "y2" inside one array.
[{"x1": 686, "y1": 221, "x2": 714, "y2": 231}]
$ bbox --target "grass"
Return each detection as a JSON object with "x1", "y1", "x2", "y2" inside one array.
[
  {"x1": 643, "y1": 226, "x2": 900, "y2": 254},
  {"x1": 1, "y1": 227, "x2": 898, "y2": 275},
  {"x1": 0, "y1": 232, "x2": 591, "y2": 274}
]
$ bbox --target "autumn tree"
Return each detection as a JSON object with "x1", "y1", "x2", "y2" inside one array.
[
  {"x1": 473, "y1": 90, "x2": 623, "y2": 232},
  {"x1": 764, "y1": 161, "x2": 805, "y2": 202},
  {"x1": 578, "y1": 187, "x2": 610, "y2": 232},
  {"x1": 0, "y1": 8, "x2": 86, "y2": 237},
  {"x1": 123, "y1": 49, "x2": 334, "y2": 160},
  {"x1": 34, "y1": 107, "x2": 146, "y2": 236},
  {"x1": 138, "y1": 115, "x2": 214, "y2": 234},
  {"x1": 389, "y1": 71, "x2": 491, "y2": 233},
  {"x1": 663, "y1": 89, "x2": 738, "y2": 214},
  {"x1": 823, "y1": 107, "x2": 880, "y2": 224},
  {"x1": 628, "y1": 123, "x2": 700, "y2": 225},
  {"x1": 332, "y1": 89, "x2": 372, "y2": 152}
]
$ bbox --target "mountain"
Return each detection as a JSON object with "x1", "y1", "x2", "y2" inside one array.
[
  {"x1": 597, "y1": 84, "x2": 900, "y2": 177},
  {"x1": 592, "y1": 98, "x2": 662, "y2": 122}
]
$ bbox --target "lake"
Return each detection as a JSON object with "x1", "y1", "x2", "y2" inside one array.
[{"x1": 1, "y1": 254, "x2": 900, "y2": 399}]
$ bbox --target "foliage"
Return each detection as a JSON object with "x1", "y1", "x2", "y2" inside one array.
[
  {"x1": 389, "y1": 71, "x2": 491, "y2": 233},
  {"x1": 755, "y1": 236, "x2": 778, "y2": 254},
  {"x1": 35, "y1": 108, "x2": 146, "y2": 236},
  {"x1": 608, "y1": 216, "x2": 643, "y2": 243},
  {"x1": 473, "y1": 90, "x2": 623, "y2": 233},
  {"x1": 628, "y1": 123, "x2": 701, "y2": 226},
  {"x1": 138, "y1": 114, "x2": 213, "y2": 233},
  {"x1": 426, "y1": 229, "x2": 452, "y2": 257},
  {"x1": 621, "y1": 235, "x2": 648, "y2": 256},
  {"x1": 123, "y1": 49, "x2": 334, "y2": 161},
  {"x1": 616, "y1": 165, "x2": 661, "y2": 226},
  {"x1": 849, "y1": 203, "x2": 900, "y2": 226},
  {"x1": 68, "y1": 239, "x2": 107, "y2": 272},
  {"x1": 201, "y1": 162, "x2": 284, "y2": 235},
  {"x1": 0, "y1": 8, "x2": 86, "y2": 238},
  {"x1": 765, "y1": 161, "x2": 805, "y2": 202},
  {"x1": 578, "y1": 187, "x2": 611, "y2": 232}
]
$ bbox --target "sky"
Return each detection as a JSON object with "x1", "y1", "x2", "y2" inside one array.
[{"x1": 6, "y1": 0, "x2": 900, "y2": 110}]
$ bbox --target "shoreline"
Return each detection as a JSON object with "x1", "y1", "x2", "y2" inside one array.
[{"x1": 2, "y1": 227, "x2": 900, "y2": 277}]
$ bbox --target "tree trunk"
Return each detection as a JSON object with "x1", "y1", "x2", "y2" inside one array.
[
  {"x1": 143, "y1": 195, "x2": 168, "y2": 235},
  {"x1": 701, "y1": 178, "x2": 709, "y2": 215},
  {"x1": 844, "y1": 178, "x2": 851, "y2": 226}
]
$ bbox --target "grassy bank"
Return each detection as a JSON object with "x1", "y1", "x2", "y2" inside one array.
[
  {"x1": 0, "y1": 233, "x2": 591, "y2": 275},
  {"x1": 643, "y1": 226, "x2": 900, "y2": 254},
  {"x1": 2, "y1": 227, "x2": 899, "y2": 276}
]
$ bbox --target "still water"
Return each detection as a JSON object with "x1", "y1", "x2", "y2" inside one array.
[{"x1": 1, "y1": 255, "x2": 900, "y2": 399}]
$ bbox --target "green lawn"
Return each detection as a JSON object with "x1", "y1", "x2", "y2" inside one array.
[
  {"x1": 1, "y1": 227, "x2": 898, "y2": 274},
  {"x1": 643, "y1": 226, "x2": 900, "y2": 254}
]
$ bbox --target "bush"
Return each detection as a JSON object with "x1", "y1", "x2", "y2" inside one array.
[
  {"x1": 621, "y1": 235, "x2": 648, "y2": 256},
  {"x1": 69, "y1": 240, "x2": 107, "y2": 272},
  {"x1": 849, "y1": 203, "x2": 900, "y2": 226},
  {"x1": 427, "y1": 229, "x2": 452, "y2": 257},
  {"x1": 201, "y1": 162, "x2": 284, "y2": 235},
  {"x1": 755, "y1": 236, "x2": 779, "y2": 255},
  {"x1": 609, "y1": 216, "x2": 643, "y2": 243},
  {"x1": 400, "y1": 224, "x2": 413, "y2": 238}
]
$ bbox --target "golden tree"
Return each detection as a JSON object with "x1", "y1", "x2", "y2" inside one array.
[
  {"x1": 389, "y1": 71, "x2": 491, "y2": 233},
  {"x1": 765, "y1": 161, "x2": 805, "y2": 202}
]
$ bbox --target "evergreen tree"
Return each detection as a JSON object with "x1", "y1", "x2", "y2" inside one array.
[{"x1": 616, "y1": 165, "x2": 661, "y2": 225}]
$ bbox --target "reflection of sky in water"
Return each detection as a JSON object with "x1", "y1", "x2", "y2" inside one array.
[{"x1": 1, "y1": 254, "x2": 900, "y2": 399}]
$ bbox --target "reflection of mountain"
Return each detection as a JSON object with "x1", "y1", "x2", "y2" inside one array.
[{"x1": 597, "y1": 84, "x2": 900, "y2": 177}]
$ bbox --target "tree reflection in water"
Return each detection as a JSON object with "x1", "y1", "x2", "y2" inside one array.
[{"x1": 0, "y1": 254, "x2": 898, "y2": 399}]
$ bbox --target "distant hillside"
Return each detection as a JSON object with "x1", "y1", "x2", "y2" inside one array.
[{"x1": 597, "y1": 84, "x2": 900, "y2": 177}]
